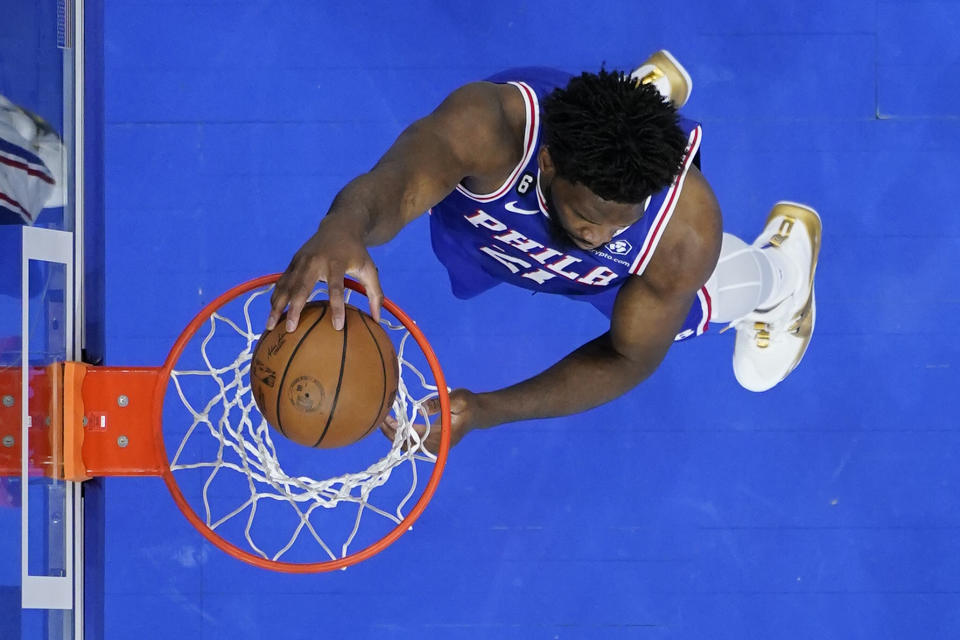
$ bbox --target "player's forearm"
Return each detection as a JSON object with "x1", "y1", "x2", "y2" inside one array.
[
  {"x1": 323, "y1": 119, "x2": 473, "y2": 246},
  {"x1": 475, "y1": 334, "x2": 666, "y2": 428},
  {"x1": 321, "y1": 172, "x2": 415, "y2": 246}
]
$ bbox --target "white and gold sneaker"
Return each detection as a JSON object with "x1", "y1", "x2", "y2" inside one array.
[
  {"x1": 630, "y1": 49, "x2": 692, "y2": 108},
  {"x1": 729, "y1": 202, "x2": 822, "y2": 392}
]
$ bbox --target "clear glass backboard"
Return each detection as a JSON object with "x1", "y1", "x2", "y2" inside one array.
[{"x1": 0, "y1": 1, "x2": 96, "y2": 638}]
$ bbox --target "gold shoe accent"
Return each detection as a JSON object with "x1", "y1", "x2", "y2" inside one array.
[
  {"x1": 767, "y1": 216, "x2": 795, "y2": 248},
  {"x1": 765, "y1": 202, "x2": 821, "y2": 372},
  {"x1": 754, "y1": 323, "x2": 771, "y2": 348},
  {"x1": 729, "y1": 202, "x2": 822, "y2": 389},
  {"x1": 633, "y1": 50, "x2": 691, "y2": 107},
  {"x1": 764, "y1": 202, "x2": 821, "y2": 291},
  {"x1": 636, "y1": 66, "x2": 665, "y2": 86}
]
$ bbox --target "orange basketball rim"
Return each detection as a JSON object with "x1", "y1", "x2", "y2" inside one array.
[{"x1": 1, "y1": 275, "x2": 451, "y2": 573}]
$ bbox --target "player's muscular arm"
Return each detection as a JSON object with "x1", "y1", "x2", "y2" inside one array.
[
  {"x1": 466, "y1": 168, "x2": 723, "y2": 433},
  {"x1": 333, "y1": 83, "x2": 523, "y2": 243},
  {"x1": 268, "y1": 82, "x2": 523, "y2": 332}
]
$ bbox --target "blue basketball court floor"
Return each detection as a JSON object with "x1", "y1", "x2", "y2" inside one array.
[{"x1": 3, "y1": 1, "x2": 960, "y2": 638}]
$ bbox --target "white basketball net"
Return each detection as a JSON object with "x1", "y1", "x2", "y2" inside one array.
[{"x1": 165, "y1": 286, "x2": 442, "y2": 564}]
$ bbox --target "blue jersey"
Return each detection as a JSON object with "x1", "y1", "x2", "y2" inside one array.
[{"x1": 429, "y1": 68, "x2": 711, "y2": 341}]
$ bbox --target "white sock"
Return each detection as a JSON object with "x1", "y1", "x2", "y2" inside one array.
[
  {"x1": 706, "y1": 233, "x2": 776, "y2": 323},
  {"x1": 756, "y1": 244, "x2": 799, "y2": 310}
]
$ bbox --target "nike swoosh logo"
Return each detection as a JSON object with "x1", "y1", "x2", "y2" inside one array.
[{"x1": 504, "y1": 201, "x2": 542, "y2": 216}]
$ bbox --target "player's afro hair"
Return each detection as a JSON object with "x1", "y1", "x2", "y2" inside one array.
[{"x1": 542, "y1": 69, "x2": 689, "y2": 204}]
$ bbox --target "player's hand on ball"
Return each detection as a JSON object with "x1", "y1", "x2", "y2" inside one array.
[
  {"x1": 380, "y1": 388, "x2": 485, "y2": 454},
  {"x1": 267, "y1": 224, "x2": 383, "y2": 333}
]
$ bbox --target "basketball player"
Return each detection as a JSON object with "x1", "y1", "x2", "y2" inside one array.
[{"x1": 266, "y1": 51, "x2": 821, "y2": 451}]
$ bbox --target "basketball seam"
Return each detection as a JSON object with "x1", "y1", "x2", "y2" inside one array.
[
  {"x1": 358, "y1": 313, "x2": 389, "y2": 440},
  {"x1": 275, "y1": 305, "x2": 328, "y2": 438},
  {"x1": 312, "y1": 310, "x2": 348, "y2": 447}
]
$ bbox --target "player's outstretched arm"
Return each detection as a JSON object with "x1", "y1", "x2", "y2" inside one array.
[
  {"x1": 268, "y1": 82, "x2": 521, "y2": 332},
  {"x1": 480, "y1": 174, "x2": 721, "y2": 426}
]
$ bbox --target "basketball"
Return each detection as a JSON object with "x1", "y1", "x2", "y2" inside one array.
[{"x1": 250, "y1": 301, "x2": 399, "y2": 449}]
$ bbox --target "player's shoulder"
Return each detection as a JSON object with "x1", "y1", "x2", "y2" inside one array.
[
  {"x1": 431, "y1": 81, "x2": 521, "y2": 142},
  {"x1": 427, "y1": 69, "x2": 572, "y2": 188},
  {"x1": 423, "y1": 80, "x2": 531, "y2": 186},
  {"x1": 442, "y1": 67, "x2": 572, "y2": 127},
  {"x1": 439, "y1": 66, "x2": 573, "y2": 125},
  {"x1": 643, "y1": 166, "x2": 723, "y2": 295}
]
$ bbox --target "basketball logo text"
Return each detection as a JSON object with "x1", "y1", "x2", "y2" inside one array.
[
  {"x1": 266, "y1": 332, "x2": 288, "y2": 358},
  {"x1": 289, "y1": 376, "x2": 324, "y2": 413},
  {"x1": 252, "y1": 360, "x2": 277, "y2": 388}
]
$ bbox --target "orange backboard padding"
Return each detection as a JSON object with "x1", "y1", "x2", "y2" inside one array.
[
  {"x1": 0, "y1": 365, "x2": 55, "y2": 477},
  {"x1": 60, "y1": 362, "x2": 165, "y2": 481},
  {"x1": 60, "y1": 361, "x2": 84, "y2": 480}
]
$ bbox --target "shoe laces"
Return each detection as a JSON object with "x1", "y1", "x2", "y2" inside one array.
[{"x1": 719, "y1": 287, "x2": 813, "y2": 347}]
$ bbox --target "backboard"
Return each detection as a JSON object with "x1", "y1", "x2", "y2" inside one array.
[{"x1": 0, "y1": 1, "x2": 103, "y2": 638}]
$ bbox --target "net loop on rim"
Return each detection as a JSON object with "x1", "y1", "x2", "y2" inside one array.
[{"x1": 162, "y1": 282, "x2": 446, "y2": 566}]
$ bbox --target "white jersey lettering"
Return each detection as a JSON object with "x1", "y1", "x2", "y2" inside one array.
[
  {"x1": 577, "y1": 266, "x2": 618, "y2": 286},
  {"x1": 465, "y1": 210, "x2": 507, "y2": 232},
  {"x1": 493, "y1": 229, "x2": 544, "y2": 252},
  {"x1": 546, "y1": 255, "x2": 582, "y2": 280},
  {"x1": 522, "y1": 268, "x2": 558, "y2": 285},
  {"x1": 479, "y1": 245, "x2": 530, "y2": 274},
  {"x1": 529, "y1": 247, "x2": 562, "y2": 264},
  {"x1": 463, "y1": 209, "x2": 618, "y2": 288}
]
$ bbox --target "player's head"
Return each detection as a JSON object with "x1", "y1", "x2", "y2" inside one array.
[{"x1": 539, "y1": 69, "x2": 688, "y2": 250}]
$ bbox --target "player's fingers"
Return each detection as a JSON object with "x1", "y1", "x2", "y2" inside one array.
[
  {"x1": 417, "y1": 421, "x2": 436, "y2": 454},
  {"x1": 326, "y1": 262, "x2": 347, "y2": 331},
  {"x1": 424, "y1": 418, "x2": 447, "y2": 456},
  {"x1": 381, "y1": 416, "x2": 433, "y2": 454},
  {"x1": 265, "y1": 311, "x2": 279, "y2": 332},
  {"x1": 425, "y1": 428, "x2": 439, "y2": 456},
  {"x1": 284, "y1": 285, "x2": 312, "y2": 333},
  {"x1": 267, "y1": 266, "x2": 301, "y2": 331},
  {"x1": 267, "y1": 258, "x2": 311, "y2": 332},
  {"x1": 266, "y1": 289, "x2": 288, "y2": 331},
  {"x1": 379, "y1": 415, "x2": 399, "y2": 442},
  {"x1": 357, "y1": 261, "x2": 384, "y2": 324},
  {"x1": 423, "y1": 396, "x2": 441, "y2": 416},
  {"x1": 422, "y1": 390, "x2": 465, "y2": 418}
]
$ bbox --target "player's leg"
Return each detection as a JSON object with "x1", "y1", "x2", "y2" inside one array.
[
  {"x1": 706, "y1": 231, "x2": 802, "y2": 324},
  {"x1": 704, "y1": 202, "x2": 822, "y2": 392},
  {"x1": 631, "y1": 50, "x2": 692, "y2": 108},
  {"x1": 629, "y1": 54, "x2": 821, "y2": 391}
]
